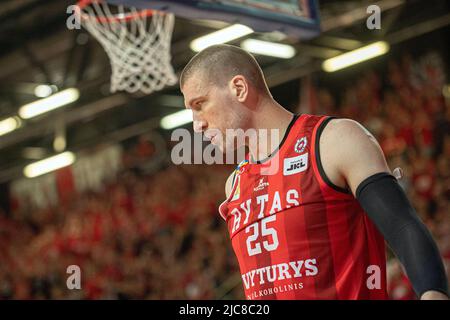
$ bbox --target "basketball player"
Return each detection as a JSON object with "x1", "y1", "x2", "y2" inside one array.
[{"x1": 180, "y1": 44, "x2": 448, "y2": 300}]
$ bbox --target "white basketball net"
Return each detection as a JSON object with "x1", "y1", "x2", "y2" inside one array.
[{"x1": 78, "y1": 1, "x2": 178, "y2": 94}]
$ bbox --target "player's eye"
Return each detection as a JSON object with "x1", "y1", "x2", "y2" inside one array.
[{"x1": 195, "y1": 100, "x2": 204, "y2": 109}]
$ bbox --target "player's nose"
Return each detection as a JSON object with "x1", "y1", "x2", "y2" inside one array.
[{"x1": 193, "y1": 119, "x2": 207, "y2": 133}]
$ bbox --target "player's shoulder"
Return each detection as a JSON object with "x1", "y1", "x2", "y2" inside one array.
[
  {"x1": 320, "y1": 117, "x2": 374, "y2": 146},
  {"x1": 319, "y1": 117, "x2": 384, "y2": 170},
  {"x1": 320, "y1": 117, "x2": 387, "y2": 165},
  {"x1": 322, "y1": 117, "x2": 367, "y2": 133},
  {"x1": 318, "y1": 118, "x2": 390, "y2": 193}
]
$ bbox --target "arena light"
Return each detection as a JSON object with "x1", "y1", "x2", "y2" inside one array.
[
  {"x1": 241, "y1": 39, "x2": 296, "y2": 59},
  {"x1": 160, "y1": 109, "x2": 193, "y2": 130},
  {"x1": 23, "y1": 151, "x2": 76, "y2": 178},
  {"x1": 443, "y1": 84, "x2": 450, "y2": 98},
  {"x1": 0, "y1": 116, "x2": 21, "y2": 136},
  {"x1": 19, "y1": 88, "x2": 80, "y2": 119},
  {"x1": 190, "y1": 24, "x2": 253, "y2": 52},
  {"x1": 34, "y1": 84, "x2": 53, "y2": 98},
  {"x1": 322, "y1": 41, "x2": 390, "y2": 72},
  {"x1": 53, "y1": 135, "x2": 66, "y2": 152}
]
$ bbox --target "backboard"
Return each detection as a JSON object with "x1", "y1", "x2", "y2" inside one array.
[{"x1": 106, "y1": 0, "x2": 321, "y2": 40}]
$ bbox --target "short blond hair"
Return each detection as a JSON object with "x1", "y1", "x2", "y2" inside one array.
[{"x1": 180, "y1": 44, "x2": 270, "y2": 94}]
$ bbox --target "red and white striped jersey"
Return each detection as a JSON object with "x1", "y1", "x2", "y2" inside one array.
[{"x1": 219, "y1": 114, "x2": 388, "y2": 300}]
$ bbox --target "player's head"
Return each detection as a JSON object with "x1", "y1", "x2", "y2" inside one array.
[{"x1": 180, "y1": 44, "x2": 271, "y2": 152}]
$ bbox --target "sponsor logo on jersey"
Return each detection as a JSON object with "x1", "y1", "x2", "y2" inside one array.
[
  {"x1": 253, "y1": 178, "x2": 269, "y2": 192},
  {"x1": 283, "y1": 153, "x2": 308, "y2": 176},
  {"x1": 247, "y1": 282, "x2": 304, "y2": 300},
  {"x1": 241, "y1": 258, "x2": 319, "y2": 291},
  {"x1": 294, "y1": 137, "x2": 307, "y2": 154}
]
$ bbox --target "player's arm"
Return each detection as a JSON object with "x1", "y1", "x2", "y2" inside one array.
[{"x1": 320, "y1": 118, "x2": 449, "y2": 300}]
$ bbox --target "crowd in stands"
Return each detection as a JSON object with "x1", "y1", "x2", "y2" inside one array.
[
  {"x1": 0, "y1": 52, "x2": 448, "y2": 300},
  {"x1": 0, "y1": 164, "x2": 242, "y2": 299}
]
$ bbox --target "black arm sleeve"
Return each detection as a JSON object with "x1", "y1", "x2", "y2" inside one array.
[{"x1": 356, "y1": 172, "x2": 448, "y2": 298}]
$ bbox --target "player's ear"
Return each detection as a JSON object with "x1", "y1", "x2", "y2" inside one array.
[{"x1": 229, "y1": 75, "x2": 248, "y2": 102}]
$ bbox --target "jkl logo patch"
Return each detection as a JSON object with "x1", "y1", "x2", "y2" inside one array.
[{"x1": 283, "y1": 154, "x2": 308, "y2": 176}]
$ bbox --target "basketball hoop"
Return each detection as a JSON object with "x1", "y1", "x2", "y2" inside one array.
[{"x1": 76, "y1": 0, "x2": 177, "y2": 94}]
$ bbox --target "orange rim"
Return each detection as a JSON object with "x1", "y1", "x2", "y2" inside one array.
[{"x1": 76, "y1": 0, "x2": 157, "y2": 23}]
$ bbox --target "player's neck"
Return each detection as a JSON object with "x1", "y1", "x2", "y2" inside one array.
[{"x1": 248, "y1": 100, "x2": 294, "y2": 163}]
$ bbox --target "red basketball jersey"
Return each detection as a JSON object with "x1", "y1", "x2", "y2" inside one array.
[{"x1": 219, "y1": 114, "x2": 388, "y2": 300}]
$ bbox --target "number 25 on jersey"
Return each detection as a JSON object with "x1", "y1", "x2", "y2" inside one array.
[{"x1": 246, "y1": 215, "x2": 279, "y2": 256}]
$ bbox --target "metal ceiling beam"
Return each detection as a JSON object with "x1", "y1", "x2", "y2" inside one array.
[
  {"x1": 386, "y1": 12, "x2": 450, "y2": 45},
  {"x1": 0, "y1": 0, "x2": 49, "y2": 27},
  {"x1": 0, "y1": 30, "x2": 75, "y2": 80},
  {"x1": 21, "y1": 42, "x2": 53, "y2": 85},
  {"x1": 313, "y1": 36, "x2": 362, "y2": 51},
  {"x1": 321, "y1": 0, "x2": 406, "y2": 32}
]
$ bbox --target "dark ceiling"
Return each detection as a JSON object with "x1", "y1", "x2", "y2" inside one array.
[{"x1": 0, "y1": 0, "x2": 448, "y2": 183}]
